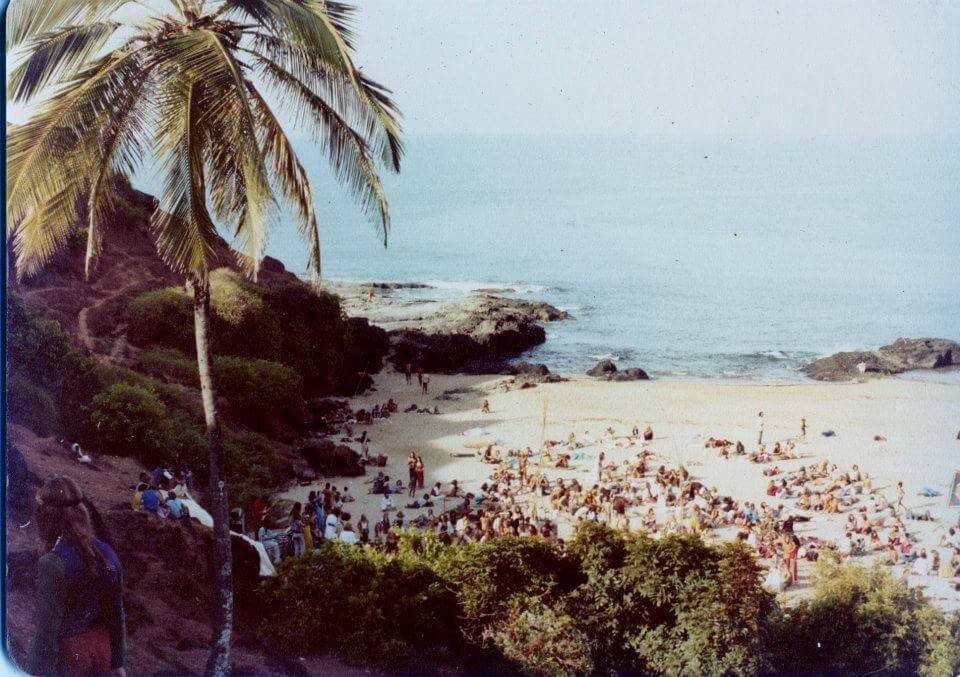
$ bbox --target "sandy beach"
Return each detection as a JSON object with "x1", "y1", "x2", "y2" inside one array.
[{"x1": 281, "y1": 373, "x2": 960, "y2": 609}]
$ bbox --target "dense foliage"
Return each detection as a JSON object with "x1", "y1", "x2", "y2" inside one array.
[
  {"x1": 257, "y1": 525, "x2": 960, "y2": 676},
  {"x1": 768, "y1": 555, "x2": 960, "y2": 676},
  {"x1": 125, "y1": 268, "x2": 386, "y2": 398},
  {"x1": 6, "y1": 292, "x2": 288, "y2": 508}
]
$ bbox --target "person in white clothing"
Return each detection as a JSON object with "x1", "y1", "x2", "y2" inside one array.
[
  {"x1": 912, "y1": 550, "x2": 931, "y2": 576},
  {"x1": 324, "y1": 511, "x2": 340, "y2": 539},
  {"x1": 756, "y1": 411, "x2": 765, "y2": 445},
  {"x1": 338, "y1": 522, "x2": 359, "y2": 545}
]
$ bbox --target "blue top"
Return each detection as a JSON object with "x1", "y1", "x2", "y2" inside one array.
[
  {"x1": 166, "y1": 497, "x2": 184, "y2": 519},
  {"x1": 141, "y1": 489, "x2": 160, "y2": 511}
]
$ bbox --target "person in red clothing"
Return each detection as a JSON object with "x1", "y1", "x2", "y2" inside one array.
[
  {"x1": 250, "y1": 495, "x2": 270, "y2": 536},
  {"x1": 27, "y1": 476, "x2": 126, "y2": 676}
]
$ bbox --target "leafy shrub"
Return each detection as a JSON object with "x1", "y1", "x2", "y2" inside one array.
[
  {"x1": 564, "y1": 525, "x2": 773, "y2": 676},
  {"x1": 125, "y1": 287, "x2": 194, "y2": 353},
  {"x1": 80, "y1": 383, "x2": 168, "y2": 465},
  {"x1": 212, "y1": 356, "x2": 306, "y2": 432},
  {"x1": 768, "y1": 555, "x2": 960, "y2": 676},
  {"x1": 225, "y1": 432, "x2": 289, "y2": 510},
  {"x1": 433, "y1": 536, "x2": 580, "y2": 644},
  {"x1": 137, "y1": 348, "x2": 200, "y2": 387},
  {"x1": 6, "y1": 372, "x2": 59, "y2": 436},
  {"x1": 6, "y1": 292, "x2": 103, "y2": 438},
  {"x1": 258, "y1": 542, "x2": 457, "y2": 666},
  {"x1": 209, "y1": 268, "x2": 282, "y2": 361},
  {"x1": 487, "y1": 599, "x2": 594, "y2": 676},
  {"x1": 256, "y1": 522, "x2": 958, "y2": 676}
]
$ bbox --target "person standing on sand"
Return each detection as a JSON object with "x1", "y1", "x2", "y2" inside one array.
[
  {"x1": 756, "y1": 411, "x2": 765, "y2": 446},
  {"x1": 481, "y1": 399, "x2": 490, "y2": 414},
  {"x1": 801, "y1": 417, "x2": 807, "y2": 438},
  {"x1": 416, "y1": 366, "x2": 424, "y2": 388},
  {"x1": 28, "y1": 477, "x2": 126, "y2": 677},
  {"x1": 415, "y1": 455, "x2": 426, "y2": 489},
  {"x1": 422, "y1": 375, "x2": 431, "y2": 394},
  {"x1": 407, "y1": 453, "x2": 417, "y2": 496},
  {"x1": 404, "y1": 362, "x2": 412, "y2": 384}
]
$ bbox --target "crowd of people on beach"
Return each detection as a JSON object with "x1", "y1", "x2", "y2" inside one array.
[{"x1": 252, "y1": 393, "x2": 960, "y2": 598}]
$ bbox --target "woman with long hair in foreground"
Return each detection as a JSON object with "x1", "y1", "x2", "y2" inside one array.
[{"x1": 26, "y1": 476, "x2": 126, "y2": 676}]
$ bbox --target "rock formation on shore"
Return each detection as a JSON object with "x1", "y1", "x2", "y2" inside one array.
[
  {"x1": 325, "y1": 281, "x2": 572, "y2": 373},
  {"x1": 802, "y1": 338, "x2": 960, "y2": 381},
  {"x1": 586, "y1": 359, "x2": 650, "y2": 381}
]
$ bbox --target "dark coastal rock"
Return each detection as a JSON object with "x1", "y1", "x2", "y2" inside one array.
[
  {"x1": 382, "y1": 296, "x2": 570, "y2": 373},
  {"x1": 587, "y1": 360, "x2": 650, "y2": 381},
  {"x1": 587, "y1": 359, "x2": 619, "y2": 376},
  {"x1": 802, "y1": 337, "x2": 960, "y2": 381},
  {"x1": 299, "y1": 438, "x2": 365, "y2": 477},
  {"x1": 510, "y1": 361, "x2": 565, "y2": 384}
]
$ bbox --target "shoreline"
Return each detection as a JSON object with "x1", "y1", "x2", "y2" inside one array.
[{"x1": 318, "y1": 276, "x2": 960, "y2": 384}]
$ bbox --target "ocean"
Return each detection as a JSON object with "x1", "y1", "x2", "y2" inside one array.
[{"x1": 164, "y1": 134, "x2": 960, "y2": 380}]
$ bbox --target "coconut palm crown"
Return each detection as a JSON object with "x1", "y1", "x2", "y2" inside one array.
[{"x1": 7, "y1": 0, "x2": 402, "y2": 284}]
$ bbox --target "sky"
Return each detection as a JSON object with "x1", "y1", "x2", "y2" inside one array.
[
  {"x1": 348, "y1": 0, "x2": 960, "y2": 136},
  {"x1": 6, "y1": 0, "x2": 960, "y2": 137}
]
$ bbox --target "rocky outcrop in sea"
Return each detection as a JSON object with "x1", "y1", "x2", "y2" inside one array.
[
  {"x1": 324, "y1": 281, "x2": 572, "y2": 373},
  {"x1": 801, "y1": 338, "x2": 960, "y2": 381},
  {"x1": 586, "y1": 359, "x2": 650, "y2": 381}
]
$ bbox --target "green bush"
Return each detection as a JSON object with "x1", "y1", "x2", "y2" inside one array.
[
  {"x1": 209, "y1": 268, "x2": 283, "y2": 361},
  {"x1": 225, "y1": 432, "x2": 288, "y2": 510},
  {"x1": 487, "y1": 599, "x2": 594, "y2": 676},
  {"x1": 562, "y1": 524, "x2": 773, "y2": 676},
  {"x1": 212, "y1": 356, "x2": 306, "y2": 431},
  {"x1": 256, "y1": 522, "x2": 959, "y2": 675},
  {"x1": 80, "y1": 383, "x2": 168, "y2": 464},
  {"x1": 6, "y1": 292, "x2": 103, "y2": 438},
  {"x1": 6, "y1": 372, "x2": 59, "y2": 436},
  {"x1": 258, "y1": 542, "x2": 457, "y2": 665},
  {"x1": 137, "y1": 348, "x2": 201, "y2": 387},
  {"x1": 125, "y1": 287, "x2": 194, "y2": 353},
  {"x1": 768, "y1": 555, "x2": 960, "y2": 676},
  {"x1": 433, "y1": 536, "x2": 580, "y2": 644},
  {"x1": 264, "y1": 282, "x2": 352, "y2": 394}
]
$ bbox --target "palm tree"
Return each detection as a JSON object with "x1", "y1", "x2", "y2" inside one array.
[{"x1": 6, "y1": 1, "x2": 401, "y2": 674}]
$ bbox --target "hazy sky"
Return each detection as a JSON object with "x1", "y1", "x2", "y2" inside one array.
[
  {"x1": 6, "y1": 1, "x2": 960, "y2": 136},
  {"x1": 349, "y1": 0, "x2": 960, "y2": 136}
]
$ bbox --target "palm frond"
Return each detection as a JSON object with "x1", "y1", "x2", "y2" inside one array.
[
  {"x1": 84, "y1": 69, "x2": 155, "y2": 277},
  {"x1": 151, "y1": 28, "x2": 274, "y2": 278},
  {"x1": 11, "y1": 177, "x2": 85, "y2": 279},
  {"x1": 253, "y1": 52, "x2": 389, "y2": 243},
  {"x1": 151, "y1": 77, "x2": 220, "y2": 276},
  {"x1": 5, "y1": 0, "x2": 129, "y2": 48},
  {"x1": 8, "y1": 21, "x2": 122, "y2": 102},
  {"x1": 223, "y1": 0, "x2": 353, "y2": 73},
  {"x1": 246, "y1": 82, "x2": 323, "y2": 284},
  {"x1": 244, "y1": 32, "x2": 402, "y2": 170}
]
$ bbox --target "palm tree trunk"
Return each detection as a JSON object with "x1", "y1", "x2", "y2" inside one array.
[{"x1": 190, "y1": 277, "x2": 233, "y2": 677}]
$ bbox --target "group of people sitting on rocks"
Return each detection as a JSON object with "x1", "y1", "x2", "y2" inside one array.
[{"x1": 130, "y1": 465, "x2": 195, "y2": 522}]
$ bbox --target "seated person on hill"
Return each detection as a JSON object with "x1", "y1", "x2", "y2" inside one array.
[
  {"x1": 165, "y1": 492, "x2": 189, "y2": 520},
  {"x1": 140, "y1": 485, "x2": 161, "y2": 513}
]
